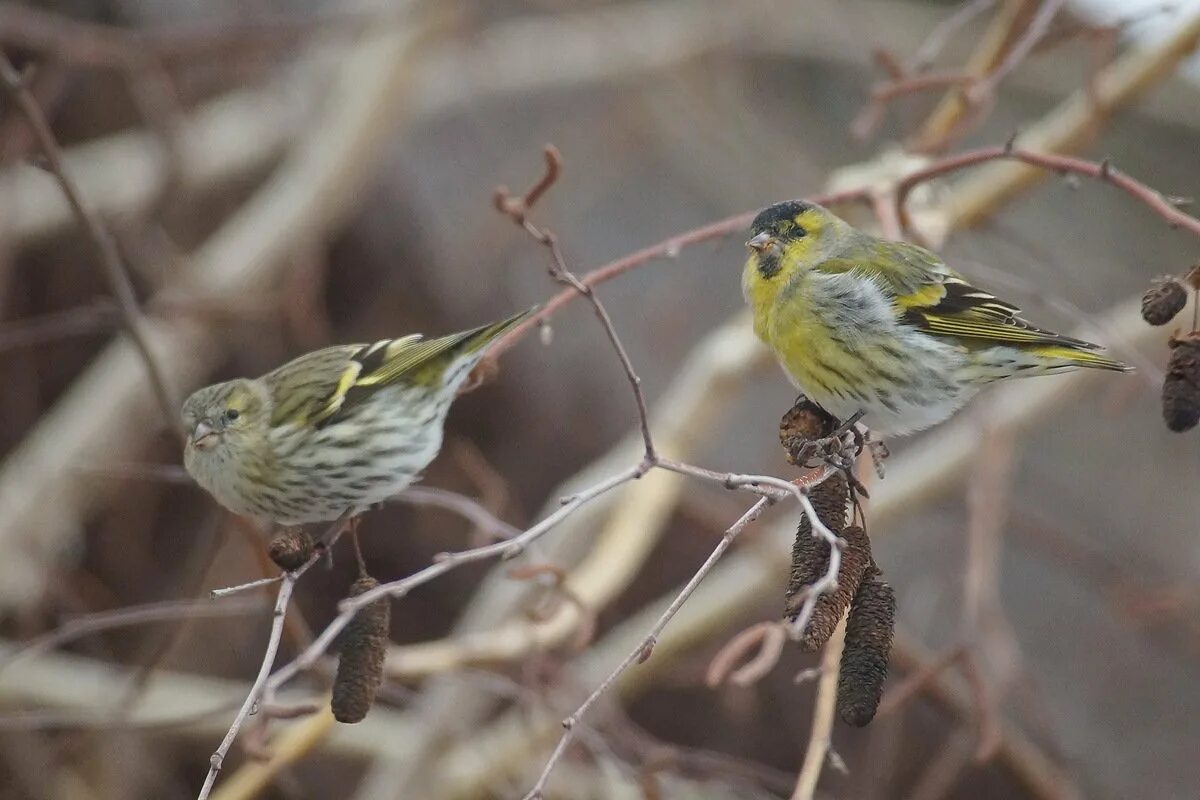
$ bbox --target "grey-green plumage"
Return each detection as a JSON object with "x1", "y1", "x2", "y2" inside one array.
[{"x1": 181, "y1": 309, "x2": 532, "y2": 524}]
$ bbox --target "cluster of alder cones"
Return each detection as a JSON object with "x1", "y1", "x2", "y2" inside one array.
[
  {"x1": 779, "y1": 402, "x2": 895, "y2": 728},
  {"x1": 269, "y1": 530, "x2": 390, "y2": 724},
  {"x1": 1141, "y1": 265, "x2": 1200, "y2": 433}
]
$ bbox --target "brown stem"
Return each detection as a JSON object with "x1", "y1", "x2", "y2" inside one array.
[{"x1": 0, "y1": 49, "x2": 182, "y2": 440}]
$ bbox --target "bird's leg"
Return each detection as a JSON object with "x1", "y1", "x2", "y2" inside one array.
[
  {"x1": 866, "y1": 437, "x2": 889, "y2": 479},
  {"x1": 791, "y1": 409, "x2": 867, "y2": 470},
  {"x1": 780, "y1": 398, "x2": 840, "y2": 466},
  {"x1": 313, "y1": 510, "x2": 360, "y2": 568},
  {"x1": 832, "y1": 410, "x2": 867, "y2": 453},
  {"x1": 349, "y1": 525, "x2": 368, "y2": 577}
]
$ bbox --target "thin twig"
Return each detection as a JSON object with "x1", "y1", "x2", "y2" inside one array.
[
  {"x1": 389, "y1": 485, "x2": 522, "y2": 542},
  {"x1": 909, "y1": 0, "x2": 1046, "y2": 152},
  {"x1": 210, "y1": 576, "x2": 282, "y2": 600},
  {"x1": 0, "y1": 598, "x2": 265, "y2": 675},
  {"x1": 196, "y1": 513, "x2": 353, "y2": 799},
  {"x1": 852, "y1": 72, "x2": 978, "y2": 141},
  {"x1": 243, "y1": 460, "x2": 820, "y2": 747},
  {"x1": 704, "y1": 621, "x2": 788, "y2": 688},
  {"x1": 0, "y1": 48, "x2": 181, "y2": 439},
  {"x1": 967, "y1": 0, "x2": 1068, "y2": 104},
  {"x1": 894, "y1": 144, "x2": 1200, "y2": 238},
  {"x1": 791, "y1": 616, "x2": 847, "y2": 800},
  {"x1": 911, "y1": 0, "x2": 998, "y2": 72},
  {"x1": 496, "y1": 145, "x2": 657, "y2": 460},
  {"x1": 782, "y1": 481, "x2": 847, "y2": 644},
  {"x1": 0, "y1": 302, "x2": 119, "y2": 352},
  {"x1": 266, "y1": 463, "x2": 649, "y2": 693},
  {"x1": 665, "y1": 462, "x2": 847, "y2": 672},
  {"x1": 196, "y1": 572, "x2": 300, "y2": 800},
  {"x1": 521, "y1": 497, "x2": 773, "y2": 799}
]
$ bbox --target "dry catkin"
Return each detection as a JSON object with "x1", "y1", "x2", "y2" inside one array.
[
  {"x1": 787, "y1": 521, "x2": 872, "y2": 653},
  {"x1": 1163, "y1": 334, "x2": 1200, "y2": 432},
  {"x1": 779, "y1": 398, "x2": 839, "y2": 465},
  {"x1": 837, "y1": 573, "x2": 896, "y2": 727},
  {"x1": 1141, "y1": 277, "x2": 1188, "y2": 326},
  {"x1": 268, "y1": 528, "x2": 315, "y2": 571},
  {"x1": 331, "y1": 575, "x2": 390, "y2": 723},
  {"x1": 784, "y1": 473, "x2": 848, "y2": 608}
]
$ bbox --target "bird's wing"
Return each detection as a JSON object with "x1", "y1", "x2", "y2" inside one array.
[
  {"x1": 265, "y1": 309, "x2": 533, "y2": 429},
  {"x1": 819, "y1": 240, "x2": 1102, "y2": 350}
]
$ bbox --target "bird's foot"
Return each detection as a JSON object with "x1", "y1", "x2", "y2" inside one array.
[
  {"x1": 313, "y1": 512, "x2": 363, "y2": 569},
  {"x1": 779, "y1": 398, "x2": 838, "y2": 467},
  {"x1": 784, "y1": 406, "x2": 867, "y2": 473},
  {"x1": 866, "y1": 438, "x2": 889, "y2": 479}
]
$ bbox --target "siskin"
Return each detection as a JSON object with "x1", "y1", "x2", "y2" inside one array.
[
  {"x1": 743, "y1": 201, "x2": 1130, "y2": 436},
  {"x1": 181, "y1": 309, "x2": 532, "y2": 525}
]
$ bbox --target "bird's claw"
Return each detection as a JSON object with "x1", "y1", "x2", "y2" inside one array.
[
  {"x1": 867, "y1": 439, "x2": 889, "y2": 479},
  {"x1": 793, "y1": 414, "x2": 865, "y2": 471}
]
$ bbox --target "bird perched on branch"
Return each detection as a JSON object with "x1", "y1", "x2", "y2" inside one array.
[
  {"x1": 743, "y1": 200, "x2": 1130, "y2": 436},
  {"x1": 181, "y1": 309, "x2": 532, "y2": 525}
]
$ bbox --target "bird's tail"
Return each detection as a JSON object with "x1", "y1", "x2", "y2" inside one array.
[
  {"x1": 454, "y1": 305, "x2": 538, "y2": 356},
  {"x1": 427, "y1": 305, "x2": 537, "y2": 394},
  {"x1": 356, "y1": 306, "x2": 538, "y2": 391},
  {"x1": 1028, "y1": 344, "x2": 1133, "y2": 373}
]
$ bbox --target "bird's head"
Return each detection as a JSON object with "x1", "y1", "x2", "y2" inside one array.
[
  {"x1": 745, "y1": 199, "x2": 849, "y2": 278},
  {"x1": 181, "y1": 378, "x2": 272, "y2": 460},
  {"x1": 742, "y1": 200, "x2": 852, "y2": 336}
]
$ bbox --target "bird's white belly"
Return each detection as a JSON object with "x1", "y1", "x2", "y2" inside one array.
[
  {"x1": 268, "y1": 399, "x2": 447, "y2": 524},
  {"x1": 808, "y1": 379, "x2": 977, "y2": 437}
]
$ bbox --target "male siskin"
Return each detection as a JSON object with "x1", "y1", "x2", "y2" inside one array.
[{"x1": 743, "y1": 200, "x2": 1129, "y2": 436}]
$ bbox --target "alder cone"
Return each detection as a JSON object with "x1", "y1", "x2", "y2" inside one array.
[
  {"x1": 268, "y1": 528, "x2": 315, "y2": 571},
  {"x1": 779, "y1": 398, "x2": 839, "y2": 465},
  {"x1": 331, "y1": 576, "x2": 391, "y2": 724},
  {"x1": 1163, "y1": 335, "x2": 1200, "y2": 432},
  {"x1": 784, "y1": 473, "x2": 849, "y2": 614},
  {"x1": 789, "y1": 524, "x2": 871, "y2": 653},
  {"x1": 837, "y1": 573, "x2": 896, "y2": 727},
  {"x1": 1142, "y1": 278, "x2": 1188, "y2": 326}
]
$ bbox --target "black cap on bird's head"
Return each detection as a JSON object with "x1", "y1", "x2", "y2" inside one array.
[
  {"x1": 746, "y1": 199, "x2": 826, "y2": 280},
  {"x1": 750, "y1": 200, "x2": 814, "y2": 235}
]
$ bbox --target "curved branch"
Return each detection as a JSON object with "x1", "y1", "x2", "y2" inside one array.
[{"x1": 896, "y1": 145, "x2": 1200, "y2": 238}]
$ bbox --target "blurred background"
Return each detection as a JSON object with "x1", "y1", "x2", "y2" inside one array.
[{"x1": 1, "y1": 0, "x2": 1199, "y2": 798}]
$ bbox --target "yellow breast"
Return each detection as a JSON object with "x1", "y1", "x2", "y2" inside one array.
[{"x1": 744, "y1": 261, "x2": 847, "y2": 398}]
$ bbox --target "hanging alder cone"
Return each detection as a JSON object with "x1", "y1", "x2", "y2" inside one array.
[
  {"x1": 783, "y1": 472, "x2": 847, "y2": 616},
  {"x1": 837, "y1": 571, "x2": 896, "y2": 727},
  {"x1": 785, "y1": 501, "x2": 873, "y2": 653},
  {"x1": 795, "y1": 524, "x2": 872, "y2": 652},
  {"x1": 1142, "y1": 277, "x2": 1188, "y2": 326},
  {"x1": 1163, "y1": 334, "x2": 1200, "y2": 432},
  {"x1": 331, "y1": 575, "x2": 391, "y2": 723}
]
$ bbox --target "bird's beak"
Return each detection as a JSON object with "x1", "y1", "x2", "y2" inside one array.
[
  {"x1": 746, "y1": 232, "x2": 773, "y2": 252},
  {"x1": 191, "y1": 421, "x2": 218, "y2": 449}
]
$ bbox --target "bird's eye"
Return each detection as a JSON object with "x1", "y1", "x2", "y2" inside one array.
[
  {"x1": 225, "y1": 409, "x2": 240, "y2": 422},
  {"x1": 794, "y1": 225, "x2": 807, "y2": 238}
]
